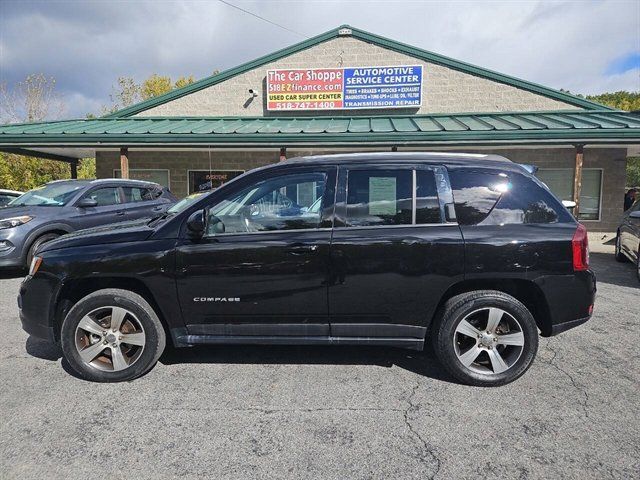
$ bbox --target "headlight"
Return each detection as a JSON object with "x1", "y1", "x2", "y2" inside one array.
[
  {"x1": 29, "y1": 256, "x2": 43, "y2": 276},
  {"x1": 0, "y1": 216, "x2": 33, "y2": 230}
]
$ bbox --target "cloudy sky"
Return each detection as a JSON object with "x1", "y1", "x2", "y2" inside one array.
[{"x1": 1, "y1": 0, "x2": 638, "y2": 118}]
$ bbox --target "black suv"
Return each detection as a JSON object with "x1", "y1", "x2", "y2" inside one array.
[{"x1": 19, "y1": 153, "x2": 596, "y2": 386}]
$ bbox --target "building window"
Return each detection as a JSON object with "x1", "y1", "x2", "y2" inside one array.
[
  {"x1": 114, "y1": 169, "x2": 170, "y2": 188},
  {"x1": 536, "y1": 168, "x2": 602, "y2": 221},
  {"x1": 188, "y1": 170, "x2": 244, "y2": 194}
]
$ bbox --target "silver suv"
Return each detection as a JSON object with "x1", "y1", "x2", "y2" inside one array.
[{"x1": 0, "y1": 179, "x2": 176, "y2": 269}]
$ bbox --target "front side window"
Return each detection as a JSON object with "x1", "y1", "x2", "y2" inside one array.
[
  {"x1": 86, "y1": 187, "x2": 121, "y2": 206},
  {"x1": 9, "y1": 183, "x2": 82, "y2": 207},
  {"x1": 205, "y1": 172, "x2": 327, "y2": 235}
]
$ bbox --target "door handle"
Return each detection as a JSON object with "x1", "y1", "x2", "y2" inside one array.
[
  {"x1": 286, "y1": 244, "x2": 319, "y2": 255},
  {"x1": 115, "y1": 211, "x2": 125, "y2": 216}
]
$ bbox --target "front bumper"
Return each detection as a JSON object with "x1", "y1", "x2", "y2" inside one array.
[{"x1": 18, "y1": 274, "x2": 60, "y2": 342}]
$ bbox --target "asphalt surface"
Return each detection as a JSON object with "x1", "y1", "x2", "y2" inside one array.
[{"x1": 0, "y1": 251, "x2": 638, "y2": 480}]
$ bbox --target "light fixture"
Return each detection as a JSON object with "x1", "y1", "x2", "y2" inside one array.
[{"x1": 248, "y1": 89, "x2": 258, "y2": 98}]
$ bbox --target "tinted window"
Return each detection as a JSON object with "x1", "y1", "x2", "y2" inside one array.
[
  {"x1": 416, "y1": 170, "x2": 441, "y2": 224},
  {"x1": 206, "y1": 172, "x2": 327, "y2": 235},
  {"x1": 0, "y1": 195, "x2": 15, "y2": 206},
  {"x1": 450, "y1": 168, "x2": 570, "y2": 226},
  {"x1": 449, "y1": 169, "x2": 503, "y2": 225},
  {"x1": 87, "y1": 187, "x2": 121, "y2": 206},
  {"x1": 122, "y1": 187, "x2": 155, "y2": 203},
  {"x1": 346, "y1": 169, "x2": 412, "y2": 226}
]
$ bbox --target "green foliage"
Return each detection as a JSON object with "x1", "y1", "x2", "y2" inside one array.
[
  {"x1": 627, "y1": 157, "x2": 640, "y2": 188},
  {"x1": 0, "y1": 154, "x2": 95, "y2": 191},
  {"x1": 586, "y1": 91, "x2": 640, "y2": 111}
]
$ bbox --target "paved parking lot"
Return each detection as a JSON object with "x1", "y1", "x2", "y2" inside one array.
[{"x1": 0, "y1": 251, "x2": 638, "y2": 480}]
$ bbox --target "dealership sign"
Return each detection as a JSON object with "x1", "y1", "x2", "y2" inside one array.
[{"x1": 266, "y1": 65, "x2": 422, "y2": 111}]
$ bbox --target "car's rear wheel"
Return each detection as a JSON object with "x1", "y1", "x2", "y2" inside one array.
[
  {"x1": 433, "y1": 290, "x2": 538, "y2": 387},
  {"x1": 60, "y1": 289, "x2": 166, "y2": 382},
  {"x1": 26, "y1": 232, "x2": 60, "y2": 268},
  {"x1": 615, "y1": 233, "x2": 628, "y2": 263}
]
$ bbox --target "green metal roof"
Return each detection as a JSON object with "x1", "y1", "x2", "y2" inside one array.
[
  {"x1": 1, "y1": 111, "x2": 638, "y2": 153},
  {"x1": 103, "y1": 25, "x2": 611, "y2": 118}
]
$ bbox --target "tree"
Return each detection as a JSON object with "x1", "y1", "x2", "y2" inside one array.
[
  {"x1": 0, "y1": 74, "x2": 94, "y2": 191},
  {"x1": 586, "y1": 91, "x2": 640, "y2": 111},
  {"x1": 103, "y1": 74, "x2": 196, "y2": 113}
]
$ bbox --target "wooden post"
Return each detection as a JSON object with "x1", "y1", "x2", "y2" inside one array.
[
  {"x1": 572, "y1": 145, "x2": 584, "y2": 217},
  {"x1": 120, "y1": 147, "x2": 129, "y2": 179},
  {"x1": 70, "y1": 161, "x2": 78, "y2": 179},
  {"x1": 279, "y1": 147, "x2": 286, "y2": 162}
]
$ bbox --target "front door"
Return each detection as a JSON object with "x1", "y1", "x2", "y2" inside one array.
[
  {"x1": 328, "y1": 164, "x2": 464, "y2": 340},
  {"x1": 176, "y1": 166, "x2": 336, "y2": 337},
  {"x1": 70, "y1": 186, "x2": 127, "y2": 229}
]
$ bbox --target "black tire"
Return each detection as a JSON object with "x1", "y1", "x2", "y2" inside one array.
[
  {"x1": 26, "y1": 232, "x2": 60, "y2": 267},
  {"x1": 61, "y1": 289, "x2": 166, "y2": 382},
  {"x1": 432, "y1": 290, "x2": 539, "y2": 387},
  {"x1": 615, "y1": 233, "x2": 628, "y2": 263}
]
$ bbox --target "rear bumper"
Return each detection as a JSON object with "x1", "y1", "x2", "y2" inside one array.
[
  {"x1": 541, "y1": 269, "x2": 596, "y2": 336},
  {"x1": 550, "y1": 315, "x2": 591, "y2": 336}
]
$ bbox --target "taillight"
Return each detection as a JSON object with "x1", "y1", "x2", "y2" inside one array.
[{"x1": 572, "y1": 223, "x2": 589, "y2": 271}]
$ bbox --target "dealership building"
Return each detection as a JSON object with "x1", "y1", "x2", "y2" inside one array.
[{"x1": 1, "y1": 25, "x2": 639, "y2": 231}]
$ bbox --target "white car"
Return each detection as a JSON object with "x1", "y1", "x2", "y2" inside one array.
[{"x1": 0, "y1": 189, "x2": 22, "y2": 207}]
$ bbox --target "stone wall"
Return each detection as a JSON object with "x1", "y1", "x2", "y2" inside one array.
[
  {"x1": 96, "y1": 147, "x2": 626, "y2": 232},
  {"x1": 134, "y1": 36, "x2": 580, "y2": 118}
]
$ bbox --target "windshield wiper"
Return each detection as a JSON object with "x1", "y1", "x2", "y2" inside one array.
[{"x1": 147, "y1": 210, "x2": 175, "y2": 227}]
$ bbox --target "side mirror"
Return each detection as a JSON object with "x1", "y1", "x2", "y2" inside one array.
[
  {"x1": 630, "y1": 211, "x2": 640, "y2": 219},
  {"x1": 186, "y1": 210, "x2": 206, "y2": 237},
  {"x1": 77, "y1": 198, "x2": 98, "y2": 208}
]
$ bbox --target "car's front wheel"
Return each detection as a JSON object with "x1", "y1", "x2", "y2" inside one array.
[
  {"x1": 433, "y1": 290, "x2": 538, "y2": 387},
  {"x1": 60, "y1": 289, "x2": 166, "y2": 382}
]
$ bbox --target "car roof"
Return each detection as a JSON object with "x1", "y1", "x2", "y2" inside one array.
[
  {"x1": 46, "y1": 178, "x2": 160, "y2": 187},
  {"x1": 278, "y1": 152, "x2": 516, "y2": 169}
]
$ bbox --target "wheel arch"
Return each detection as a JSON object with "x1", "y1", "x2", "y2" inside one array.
[
  {"x1": 429, "y1": 278, "x2": 553, "y2": 337},
  {"x1": 54, "y1": 276, "x2": 173, "y2": 345},
  {"x1": 22, "y1": 223, "x2": 74, "y2": 263}
]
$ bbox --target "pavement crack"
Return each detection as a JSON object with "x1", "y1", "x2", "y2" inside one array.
[
  {"x1": 402, "y1": 380, "x2": 442, "y2": 479},
  {"x1": 542, "y1": 339, "x2": 590, "y2": 418}
]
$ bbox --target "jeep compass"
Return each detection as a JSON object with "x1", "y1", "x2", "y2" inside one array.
[{"x1": 18, "y1": 153, "x2": 596, "y2": 386}]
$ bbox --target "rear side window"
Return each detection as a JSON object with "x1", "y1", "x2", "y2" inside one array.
[
  {"x1": 416, "y1": 170, "x2": 441, "y2": 224},
  {"x1": 346, "y1": 170, "x2": 413, "y2": 226},
  {"x1": 449, "y1": 170, "x2": 503, "y2": 225},
  {"x1": 449, "y1": 168, "x2": 571, "y2": 226},
  {"x1": 122, "y1": 187, "x2": 155, "y2": 203}
]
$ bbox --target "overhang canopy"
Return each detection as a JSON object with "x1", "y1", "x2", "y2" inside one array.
[{"x1": 1, "y1": 110, "x2": 639, "y2": 159}]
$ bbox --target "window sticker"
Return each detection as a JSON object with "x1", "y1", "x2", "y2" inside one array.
[{"x1": 368, "y1": 177, "x2": 397, "y2": 215}]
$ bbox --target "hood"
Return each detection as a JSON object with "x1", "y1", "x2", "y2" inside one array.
[
  {"x1": 0, "y1": 205, "x2": 62, "y2": 219},
  {"x1": 39, "y1": 218, "x2": 155, "y2": 253}
]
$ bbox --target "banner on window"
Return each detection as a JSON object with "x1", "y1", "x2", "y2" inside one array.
[
  {"x1": 188, "y1": 170, "x2": 244, "y2": 194},
  {"x1": 266, "y1": 65, "x2": 422, "y2": 111}
]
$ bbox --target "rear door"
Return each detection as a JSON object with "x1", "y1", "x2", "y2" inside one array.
[
  {"x1": 328, "y1": 164, "x2": 464, "y2": 341},
  {"x1": 121, "y1": 185, "x2": 166, "y2": 220}
]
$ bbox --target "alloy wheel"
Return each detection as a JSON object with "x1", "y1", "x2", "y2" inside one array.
[
  {"x1": 74, "y1": 306, "x2": 146, "y2": 372},
  {"x1": 453, "y1": 307, "x2": 525, "y2": 375}
]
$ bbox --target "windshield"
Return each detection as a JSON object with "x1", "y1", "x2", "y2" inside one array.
[
  {"x1": 167, "y1": 192, "x2": 205, "y2": 214},
  {"x1": 8, "y1": 183, "x2": 83, "y2": 207}
]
